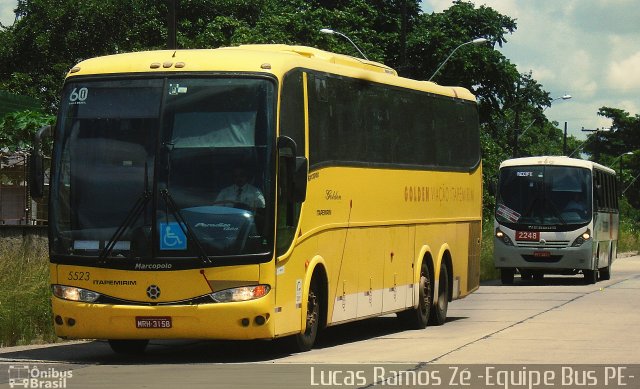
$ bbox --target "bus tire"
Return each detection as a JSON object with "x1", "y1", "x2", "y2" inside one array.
[
  {"x1": 294, "y1": 278, "x2": 321, "y2": 352},
  {"x1": 398, "y1": 261, "x2": 432, "y2": 329},
  {"x1": 584, "y1": 255, "x2": 598, "y2": 284},
  {"x1": 429, "y1": 263, "x2": 449, "y2": 326},
  {"x1": 500, "y1": 268, "x2": 515, "y2": 284},
  {"x1": 108, "y1": 339, "x2": 148, "y2": 354},
  {"x1": 599, "y1": 247, "x2": 612, "y2": 281},
  {"x1": 520, "y1": 270, "x2": 533, "y2": 280},
  {"x1": 583, "y1": 268, "x2": 597, "y2": 284}
]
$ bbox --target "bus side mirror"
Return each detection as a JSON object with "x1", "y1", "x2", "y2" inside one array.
[
  {"x1": 277, "y1": 135, "x2": 307, "y2": 203},
  {"x1": 29, "y1": 125, "x2": 52, "y2": 199},
  {"x1": 293, "y1": 156, "x2": 308, "y2": 202}
]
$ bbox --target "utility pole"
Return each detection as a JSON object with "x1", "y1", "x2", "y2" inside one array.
[
  {"x1": 400, "y1": 0, "x2": 407, "y2": 68},
  {"x1": 512, "y1": 81, "x2": 521, "y2": 158},
  {"x1": 167, "y1": 0, "x2": 177, "y2": 50},
  {"x1": 563, "y1": 122, "x2": 568, "y2": 155}
]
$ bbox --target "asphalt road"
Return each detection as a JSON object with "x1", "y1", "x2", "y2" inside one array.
[{"x1": 1, "y1": 254, "x2": 639, "y2": 388}]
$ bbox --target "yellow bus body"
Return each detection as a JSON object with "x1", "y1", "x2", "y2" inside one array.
[{"x1": 51, "y1": 44, "x2": 481, "y2": 343}]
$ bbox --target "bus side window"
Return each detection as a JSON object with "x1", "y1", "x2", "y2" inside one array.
[{"x1": 277, "y1": 70, "x2": 306, "y2": 256}]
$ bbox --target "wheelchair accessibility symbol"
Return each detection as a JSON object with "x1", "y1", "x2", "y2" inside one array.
[{"x1": 160, "y1": 222, "x2": 187, "y2": 250}]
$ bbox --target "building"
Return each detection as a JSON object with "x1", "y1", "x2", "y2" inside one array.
[{"x1": 0, "y1": 90, "x2": 47, "y2": 225}]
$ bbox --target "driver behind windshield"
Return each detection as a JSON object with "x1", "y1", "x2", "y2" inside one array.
[
  {"x1": 215, "y1": 166, "x2": 265, "y2": 211},
  {"x1": 564, "y1": 191, "x2": 588, "y2": 216}
]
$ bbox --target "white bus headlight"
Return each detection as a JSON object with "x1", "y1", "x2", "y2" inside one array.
[
  {"x1": 571, "y1": 229, "x2": 591, "y2": 247},
  {"x1": 210, "y1": 284, "x2": 270, "y2": 302},
  {"x1": 495, "y1": 228, "x2": 514, "y2": 246},
  {"x1": 52, "y1": 285, "x2": 101, "y2": 303}
]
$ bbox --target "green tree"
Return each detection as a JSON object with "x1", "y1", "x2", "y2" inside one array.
[
  {"x1": 0, "y1": 0, "x2": 562, "y2": 170},
  {"x1": 0, "y1": 110, "x2": 55, "y2": 152},
  {"x1": 593, "y1": 107, "x2": 640, "y2": 208},
  {"x1": 0, "y1": 0, "x2": 167, "y2": 111}
]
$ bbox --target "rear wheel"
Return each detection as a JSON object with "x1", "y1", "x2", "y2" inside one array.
[
  {"x1": 398, "y1": 261, "x2": 432, "y2": 329},
  {"x1": 520, "y1": 270, "x2": 533, "y2": 281},
  {"x1": 108, "y1": 339, "x2": 148, "y2": 355},
  {"x1": 294, "y1": 278, "x2": 321, "y2": 352},
  {"x1": 429, "y1": 264, "x2": 449, "y2": 326}
]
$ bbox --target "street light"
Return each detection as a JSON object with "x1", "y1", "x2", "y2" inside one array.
[
  {"x1": 609, "y1": 151, "x2": 634, "y2": 170},
  {"x1": 610, "y1": 151, "x2": 635, "y2": 186},
  {"x1": 320, "y1": 28, "x2": 369, "y2": 60},
  {"x1": 427, "y1": 38, "x2": 487, "y2": 81},
  {"x1": 517, "y1": 94, "x2": 572, "y2": 141}
]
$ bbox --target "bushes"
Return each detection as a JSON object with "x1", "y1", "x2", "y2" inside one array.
[{"x1": 0, "y1": 236, "x2": 56, "y2": 347}]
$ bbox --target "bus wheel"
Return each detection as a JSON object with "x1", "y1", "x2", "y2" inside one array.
[
  {"x1": 295, "y1": 279, "x2": 320, "y2": 352},
  {"x1": 583, "y1": 268, "x2": 597, "y2": 284},
  {"x1": 584, "y1": 257, "x2": 598, "y2": 284},
  {"x1": 398, "y1": 261, "x2": 432, "y2": 329},
  {"x1": 520, "y1": 270, "x2": 533, "y2": 281},
  {"x1": 500, "y1": 268, "x2": 514, "y2": 284},
  {"x1": 599, "y1": 248, "x2": 612, "y2": 281},
  {"x1": 108, "y1": 339, "x2": 148, "y2": 354},
  {"x1": 429, "y1": 264, "x2": 449, "y2": 326}
]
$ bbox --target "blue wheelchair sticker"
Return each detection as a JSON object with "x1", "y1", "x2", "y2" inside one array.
[{"x1": 159, "y1": 222, "x2": 187, "y2": 250}]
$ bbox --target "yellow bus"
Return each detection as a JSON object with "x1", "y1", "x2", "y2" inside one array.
[{"x1": 33, "y1": 44, "x2": 482, "y2": 353}]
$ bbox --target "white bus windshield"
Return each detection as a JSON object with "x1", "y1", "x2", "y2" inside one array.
[
  {"x1": 51, "y1": 77, "x2": 276, "y2": 261},
  {"x1": 496, "y1": 165, "x2": 592, "y2": 227}
]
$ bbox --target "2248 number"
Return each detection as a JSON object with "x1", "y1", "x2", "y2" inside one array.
[{"x1": 67, "y1": 271, "x2": 90, "y2": 281}]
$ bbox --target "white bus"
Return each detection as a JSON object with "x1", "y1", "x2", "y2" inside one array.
[{"x1": 493, "y1": 156, "x2": 618, "y2": 284}]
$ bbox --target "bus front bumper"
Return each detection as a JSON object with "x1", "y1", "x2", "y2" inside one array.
[
  {"x1": 51, "y1": 295, "x2": 275, "y2": 340},
  {"x1": 493, "y1": 239, "x2": 594, "y2": 271}
]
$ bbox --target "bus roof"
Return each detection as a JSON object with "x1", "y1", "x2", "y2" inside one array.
[
  {"x1": 499, "y1": 156, "x2": 615, "y2": 175},
  {"x1": 66, "y1": 44, "x2": 475, "y2": 101}
]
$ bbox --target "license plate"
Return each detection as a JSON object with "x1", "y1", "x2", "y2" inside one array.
[
  {"x1": 533, "y1": 251, "x2": 551, "y2": 258},
  {"x1": 135, "y1": 316, "x2": 172, "y2": 329},
  {"x1": 516, "y1": 231, "x2": 539, "y2": 241}
]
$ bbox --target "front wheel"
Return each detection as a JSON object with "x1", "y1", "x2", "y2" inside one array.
[
  {"x1": 294, "y1": 278, "x2": 321, "y2": 352},
  {"x1": 584, "y1": 256, "x2": 599, "y2": 284},
  {"x1": 429, "y1": 264, "x2": 449, "y2": 326},
  {"x1": 584, "y1": 268, "x2": 598, "y2": 284},
  {"x1": 599, "y1": 247, "x2": 613, "y2": 281}
]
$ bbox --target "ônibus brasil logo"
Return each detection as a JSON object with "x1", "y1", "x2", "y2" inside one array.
[{"x1": 7, "y1": 365, "x2": 73, "y2": 388}]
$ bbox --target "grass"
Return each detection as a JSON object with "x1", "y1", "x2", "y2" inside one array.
[
  {"x1": 619, "y1": 220, "x2": 640, "y2": 254},
  {"x1": 480, "y1": 220, "x2": 500, "y2": 281},
  {"x1": 0, "y1": 235, "x2": 56, "y2": 347}
]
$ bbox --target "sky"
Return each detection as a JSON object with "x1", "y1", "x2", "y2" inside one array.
[
  {"x1": 1, "y1": 1, "x2": 638, "y2": 140},
  {"x1": 422, "y1": 0, "x2": 640, "y2": 140}
]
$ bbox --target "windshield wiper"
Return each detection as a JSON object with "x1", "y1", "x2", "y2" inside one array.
[
  {"x1": 160, "y1": 189, "x2": 212, "y2": 265},
  {"x1": 99, "y1": 191, "x2": 151, "y2": 261}
]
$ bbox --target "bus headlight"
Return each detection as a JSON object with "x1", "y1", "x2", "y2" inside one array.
[
  {"x1": 495, "y1": 228, "x2": 514, "y2": 246},
  {"x1": 571, "y1": 229, "x2": 591, "y2": 247},
  {"x1": 52, "y1": 285, "x2": 101, "y2": 303},
  {"x1": 210, "y1": 284, "x2": 270, "y2": 303}
]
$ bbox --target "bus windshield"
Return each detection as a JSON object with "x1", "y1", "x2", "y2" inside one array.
[
  {"x1": 496, "y1": 165, "x2": 592, "y2": 227},
  {"x1": 51, "y1": 77, "x2": 275, "y2": 260}
]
